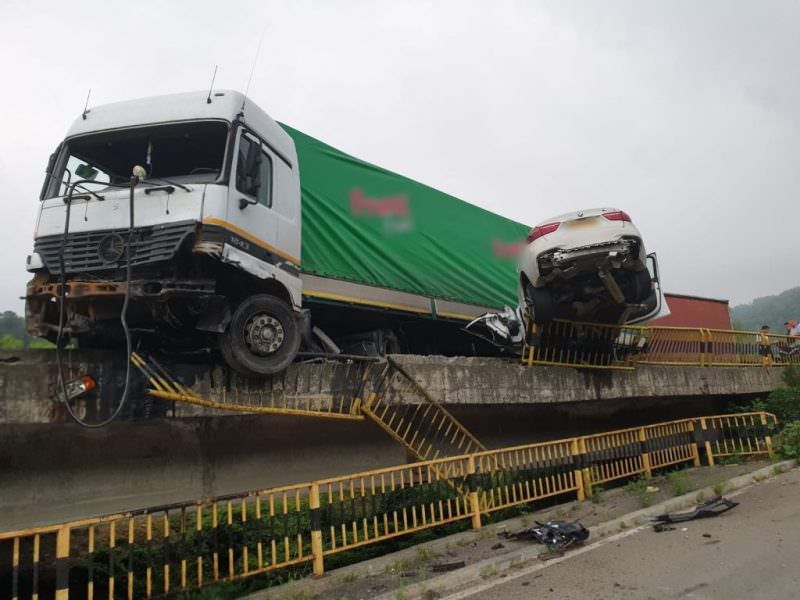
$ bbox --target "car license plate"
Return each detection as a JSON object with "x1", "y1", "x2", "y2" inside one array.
[{"x1": 566, "y1": 217, "x2": 598, "y2": 229}]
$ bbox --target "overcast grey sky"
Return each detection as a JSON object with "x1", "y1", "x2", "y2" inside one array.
[{"x1": 0, "y1": 0, "x2": 797, "y2": 311}]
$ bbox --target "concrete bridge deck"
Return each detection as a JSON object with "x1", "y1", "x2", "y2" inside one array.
[{"x1": 1, "y1": 350, "x2": 783, "y2": 423}]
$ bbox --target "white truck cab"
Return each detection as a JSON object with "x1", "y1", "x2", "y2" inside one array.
[{"x1": 27, "y1": 90, "x2": 306, "y2": 375}]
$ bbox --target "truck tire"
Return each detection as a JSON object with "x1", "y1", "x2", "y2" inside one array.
[{"x1": 219, "y1": 294, "x2": 301, "y2": 377}]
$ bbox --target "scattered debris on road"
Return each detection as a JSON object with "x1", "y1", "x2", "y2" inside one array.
[
  {"x1": 430, "y1": 561, "x2": 467, "y2": 573},
  {"x1": 499, "y1": 520, "x2": 590, "y2": 559},
  {"x1": 648, "y1": 496, "x2": 739, "y2": 531}
]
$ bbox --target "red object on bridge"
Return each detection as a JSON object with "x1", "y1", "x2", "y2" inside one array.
[{"x1": 653, "y1": 293, "x2": 731, "y2": 330}]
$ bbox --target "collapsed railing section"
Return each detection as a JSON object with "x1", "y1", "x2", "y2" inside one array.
[
  {"x1": 360, "y1": 358, "x2": 487, "y2": 462},
  {"x1": 0, "y1": 411, "x2": 777, "y2": 599},
  {"x1": 522, "y1": 320, "x2": 800, "y2": 369},
  {"x1": 132, "y1": 352, "x2": 370, "y2": 421}
]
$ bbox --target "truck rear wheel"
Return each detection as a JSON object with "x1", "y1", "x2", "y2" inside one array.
[{"x1": 219, "y1": 294, "x2": 301, "y2": 377}]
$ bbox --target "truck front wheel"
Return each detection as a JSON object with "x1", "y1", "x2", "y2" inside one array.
[{"x1": 219, "y1": 294, "x2": 301, "y2": 377}]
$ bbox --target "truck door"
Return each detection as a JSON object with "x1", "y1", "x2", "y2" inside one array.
[{"x1": 223, "y1": 129, "x2": 279, "y2": 271}]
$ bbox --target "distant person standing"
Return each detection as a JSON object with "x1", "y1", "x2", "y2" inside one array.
[
  {"x1": 791, "y1": 320, "x2": 800, "y2": 337},
  {"x1": 758, "y1": 325, "x2": 773, "y2": 366}
]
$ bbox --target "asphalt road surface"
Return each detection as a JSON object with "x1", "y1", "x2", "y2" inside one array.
[{"x1": 452, "y1": 466, "x2": 800, "y2": 600}]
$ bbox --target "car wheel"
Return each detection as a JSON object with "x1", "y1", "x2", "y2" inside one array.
[
  {"x1": 626, "y1": 269, "x2": 652, "y2": 303},
  {"x1": 527, "y1": 284, "x2": 556, "y2": 324},
  {"x1": 219, "y1": 294, "x2": 301, "y2": 377}
]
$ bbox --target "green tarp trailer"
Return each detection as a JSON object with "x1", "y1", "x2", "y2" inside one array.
[{"x1": 281, "y1": 124, "x2": 531, "y2": 320}]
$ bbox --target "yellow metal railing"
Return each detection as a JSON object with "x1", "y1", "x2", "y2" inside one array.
[
  {"x1": 705, "y1": 329, "x2": 800, "y2": 367},
  {"x1": 316, "y1": 456, "x2": 473, "y2": 556},
  {"x1": 473, "y1": 438, "x2": 583, "y2": 511},
  {"x1": 521, "y1": 320, "x2": 640, "y2": 370},
  {"x1": 361, "y1": 358, "x2": 486, "y2": 462},
  {"x1": 635, "y1": 326, "x2": 708, "y2": 366},
  {"x1": 0, "y1": 483, "x2": 315, "y2": 600},
  {"x1": 132, "y1": 352, "x2": 367, "y2": 421},
  {"x1": 1, "y1": 411, "x2": 776, "y2": 598},
  {"x1": 699, "y1": 412, "x2": 777, "y2": 465},
  {"x1": 522, "y1": 321, "x2": 800, "y2": 369}
]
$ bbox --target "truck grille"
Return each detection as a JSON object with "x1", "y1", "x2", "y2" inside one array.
[{"x1": 34, "y1": 220, "x2": 196, "y2": 275}]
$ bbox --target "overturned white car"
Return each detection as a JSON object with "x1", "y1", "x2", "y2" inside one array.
[
  {"x1": 519, "y1": 208, "x2": 666, "y2": 325},
  {"x1": 466, "y1": 208, "x2": 668, "y2": 350}
]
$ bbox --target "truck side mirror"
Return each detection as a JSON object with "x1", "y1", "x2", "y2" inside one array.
[
  {"x1": 39, "y1": 145, "x2": 61, "y2": 200},
  {"x1": 239, "y1": 196, "x2": 258, "y2": 209}
]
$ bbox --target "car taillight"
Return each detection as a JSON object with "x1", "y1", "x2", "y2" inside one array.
[
  {"x1": 602, "y1": 210, "x2": 632, "y2": 223},
  {"x1": 526, "y1": 222, "x2": 561, "y2": 244}
]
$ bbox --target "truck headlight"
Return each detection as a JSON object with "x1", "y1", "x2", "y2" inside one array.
[
  {"x1": 26, "y1": 252, "x2": 44, "y2": 272},
  {"x1": 56, "y1": 375, "x2": 96, "y2": 403}
]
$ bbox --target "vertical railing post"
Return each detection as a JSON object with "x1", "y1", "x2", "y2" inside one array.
[
  {"x1": 760, "y1": 413, "x2": 775, "y2": 459},
  {"x1": 639, "y1": 427, "x2": 652, "y2": 478},
  {"x1": 579, "y1": 438, "x2": 593, "y2": 498},
  {"x1": 701, "y1": 418, "x2": 715, "y2": 466},
  {"x1": 466, "y1": 455, "x2": 482, "y2": 530},
  {"x1": 55, "y1": 525, "x2": 71, "y2": 600},
  {"x1": 571, "y1": 438, "x2": 585, "y2": 501},
  {"x1": 700, "y1": 329, "x2": 707, "y2": 367},
  {"x1": 521, "y1": 321, "x2": 537, "y2": 366},
  {"x1": 309, "y1": 483, "x2": 325, "y2": 577},
  {"x1": 688, "y1": 421, "x2": 702, "y2": 467}
]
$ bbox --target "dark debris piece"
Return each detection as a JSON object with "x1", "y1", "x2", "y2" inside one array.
[
  {"x1": 499, "y1": 520, "x2": 589, "y2": 554},
  {"x1": 648, "y1": 496, "x2": 738, "y2": 530},
  {"x1": 430, "y1": 561, "x2": 466, "y2": 572}
]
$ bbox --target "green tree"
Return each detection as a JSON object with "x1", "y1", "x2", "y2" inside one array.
[{"x1": 730, "y1": 287, "x2": 800, "y2": 333}]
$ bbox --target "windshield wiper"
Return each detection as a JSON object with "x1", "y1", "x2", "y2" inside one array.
[
  {"x1": 64, "y1": 183, "x2": 105, "y2": 202},
  {"x1": 141, "y1": 177, "x2": 192, "y2": 192}
]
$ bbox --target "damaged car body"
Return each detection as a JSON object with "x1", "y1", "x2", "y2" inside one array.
[
  {"x1": 465, "y1": 208, "x2": 669, "y2": 352},
  {"x1": 519, "y1": 208, "x2": 668, "y2": 326}
]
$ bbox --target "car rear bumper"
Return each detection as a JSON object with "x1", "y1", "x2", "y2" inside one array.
[{"x1": 535, "y1": 238, "x2": 643, "y2": 286}]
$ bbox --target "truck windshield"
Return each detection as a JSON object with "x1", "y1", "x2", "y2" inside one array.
[{"x1": 45, "y1": 120, "x2": 229, "y2": 198}]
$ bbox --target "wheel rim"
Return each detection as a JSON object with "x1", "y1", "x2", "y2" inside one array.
[{"x1": 243, "y1": 313, "x2": 285, "y2": 356}]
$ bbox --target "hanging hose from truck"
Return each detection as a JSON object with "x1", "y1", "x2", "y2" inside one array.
[{"x1": 55, "y1": 174, "x2": 140, "y2": 428}]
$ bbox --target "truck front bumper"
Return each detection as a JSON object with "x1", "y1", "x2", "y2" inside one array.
[{"x1": 25, "y1": 276, "x2": 218, "y2": 338}]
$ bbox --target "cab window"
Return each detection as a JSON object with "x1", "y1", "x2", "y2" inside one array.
[
  {"x1": 43, "y1": 121, "x2": 229, "y2": 199},
  {"x1": 236, "y1": 133, "x2": 272, "y2": 208},
  {"x1": 58, "y1": 155, "x2": 112, "y2": 196}
]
